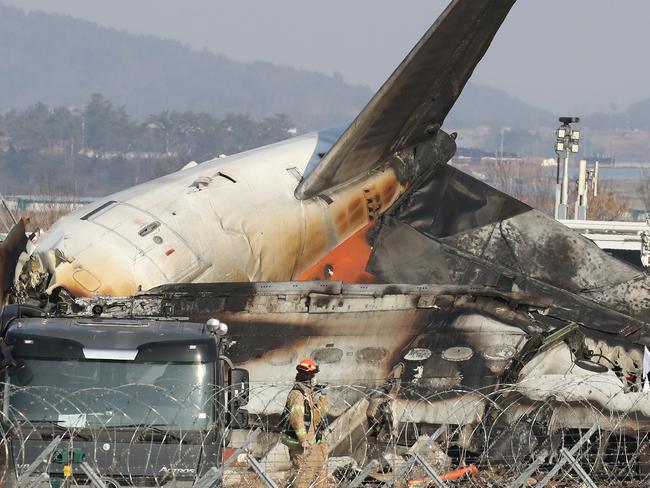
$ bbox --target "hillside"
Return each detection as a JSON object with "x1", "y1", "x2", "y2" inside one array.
[
  {"x1": 0, "y1": 4, "x2": 372, "y2": 130},
  {"x1": 448, "y1": 84, "x2": 554, "y2": 129},
  {"x1": 0, "y1": 3, "x2": 560, "y2": 133},
  {"x1": 586, "y1": 99, "x2": 650, "y2": 131}
]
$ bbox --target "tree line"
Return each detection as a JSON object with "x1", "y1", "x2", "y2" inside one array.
[{"x1": 0, "y1": 94, "x2": 296, "y2": 196}]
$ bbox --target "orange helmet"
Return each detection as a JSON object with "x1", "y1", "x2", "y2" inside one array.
[{"x1": 296, "y1": 358, "x2": 319, "y2": 374}]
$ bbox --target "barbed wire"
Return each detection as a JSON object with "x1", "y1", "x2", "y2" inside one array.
[{"x1": 0, "y1": 380, "x2": 649, "y2": 487}]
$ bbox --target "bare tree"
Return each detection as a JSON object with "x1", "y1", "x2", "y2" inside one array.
[
  {"x1": 488, "y1": 160, "x2": 555, "y2": 214},
  {"x1": 16, "y1": 173, "x2": 80, "y2": 232},
  {"x1": 588, "y1": 181, "x2": 628, "y2": 221}
]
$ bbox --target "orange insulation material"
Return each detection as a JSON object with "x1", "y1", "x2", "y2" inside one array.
[{"x1": 407, "y1": 464, "x2": 478, "y2": 486}]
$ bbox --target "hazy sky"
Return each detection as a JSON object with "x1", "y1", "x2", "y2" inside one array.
[{"x1": 4, "y1": 0, "x2": 650, "y2": 114}]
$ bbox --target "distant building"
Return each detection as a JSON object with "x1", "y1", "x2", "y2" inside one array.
[{"x1": 3, "y1": 195, "x2": 95, "y2": 213}]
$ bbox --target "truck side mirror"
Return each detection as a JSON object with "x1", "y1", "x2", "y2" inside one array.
[{"x1": 228, "y1": 368, "x2": 249, "y2": 408}]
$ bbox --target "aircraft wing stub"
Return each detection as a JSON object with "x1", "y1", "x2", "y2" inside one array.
[{"x1": 295, "y1": 0, "x2": 517, "y2": 200}]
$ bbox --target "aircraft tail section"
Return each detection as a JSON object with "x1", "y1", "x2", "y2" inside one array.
[
  {"x1": 367, "y1": 165, "x2": 650, "y2": 330},
  {"x1": 295, "y1": 0, "x2": 517, "y2": 199}
]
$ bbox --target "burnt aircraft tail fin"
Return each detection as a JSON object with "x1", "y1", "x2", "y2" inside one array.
[
  {"x1": 295, "y1": 0, "x2": 517, "y2": 199},
  {"x1": 0, "y1": 219, "x2": 28, "y2": 306}
]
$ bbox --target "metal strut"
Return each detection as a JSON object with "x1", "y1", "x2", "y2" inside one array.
[
  {"x1": 381, "y1": 425, "x2": 448, "y2": 487},
  {"x1": 17, "y1": 435, "x2": 62, "y2": 487},
  {"x1": 537, "y1": 424, "x2": 598, "y2": 488},
  {"x1": 246, "y1": 454, "x2": 279, "y2": 488}
]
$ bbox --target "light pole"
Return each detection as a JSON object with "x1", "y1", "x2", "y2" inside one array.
[
  {"x1": 499, "y1": 127, "x2": 511, "y2": 165},
  {"x1": 554, "y1": 117, "x2": 580, "y2": 220}
]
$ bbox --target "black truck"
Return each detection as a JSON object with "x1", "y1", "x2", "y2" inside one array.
[{"x1": 0, "y1": 304, "x2": 249, "y2": 488}]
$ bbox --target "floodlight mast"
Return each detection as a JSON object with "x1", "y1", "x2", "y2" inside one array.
[{"x1": 554, "y1": 117, "x2": 581, "y2": 219}]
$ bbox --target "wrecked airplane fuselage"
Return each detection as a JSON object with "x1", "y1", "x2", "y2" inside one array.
[
  {"x1": 3, "y1": 0, "x2": 516, "y2": 304},
  {"x1": 11, "y1": 126, "x2": 409, "y2": 299},
  {"x1": 65, "y1": 281, "x2": 650, "y2": 462}
]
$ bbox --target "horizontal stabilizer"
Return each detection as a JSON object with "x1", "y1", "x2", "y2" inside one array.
[
  {"x1": 295, "y1": 0, "x2": 517, "y2": 199},
  {"x1": 367, "y1": 166, "x2": 650, "y2": 332}
]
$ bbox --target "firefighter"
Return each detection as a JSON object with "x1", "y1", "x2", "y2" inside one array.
[{"x1": 281, "y1": 358, "x2": 329, "y2": 487}]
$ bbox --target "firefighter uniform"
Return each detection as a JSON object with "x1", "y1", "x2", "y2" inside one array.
[{"x1": 281, "y1": 359, "x2": 328, "y2": 487}]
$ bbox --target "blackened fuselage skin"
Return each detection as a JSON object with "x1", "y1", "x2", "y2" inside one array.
[{"x1": 65, "y1": 282, "x2": 647, "y2": 428}]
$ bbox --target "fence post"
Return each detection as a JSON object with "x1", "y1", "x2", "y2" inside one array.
[
  {"x1": 23, "y1": 472, "x2": 49, "y2": 488},
  {"x1": 412, "y1": 452, "x2": 448, "y2": 488},
  {"x1": 192, "y1": 467, "x2": 220, "y2": 488},
  {"x1": 559, "y1": 447, "x2": 598, "y2": 488},
  {"x1": 79, "y1": 462, "x2": 107, "y2": 488},
  {"x1": 348, "y1": 459, "x2": 380, "y2": 488},
  {"x1": 509, "y1": 456, "x2": 545, "y2": 488},
  {"x1": 381, "y1": 425, "x2": 447, "y2": 487},
  {"x1": 17, "y1": 435, "x2": 62, "y2": 487},
  {"x1": 537, "y1": 424, "x2": 598, "y2": 488},
  {"x1": 246, "y1": 454, "x2": 279, "y2": 488},
  {"x1": 193, "y1": 428, "x2": 261, "y2": 488}
]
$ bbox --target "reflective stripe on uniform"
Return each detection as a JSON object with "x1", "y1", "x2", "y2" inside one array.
[
  {"x1": 281, "y1": 434, "x2": 301, "y2": 446},
  {"x1": 281, "y1": 433, "x2": 319, "y2": 447}
]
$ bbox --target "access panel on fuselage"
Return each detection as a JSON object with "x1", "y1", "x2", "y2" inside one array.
[{"x1": 87, "y1": 202, "x2": 204, "y2": 283}]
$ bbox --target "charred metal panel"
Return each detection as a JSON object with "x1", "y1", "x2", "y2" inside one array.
[
  {"x1": 368, "y1": 164, "x2": 650, "y2": 326},
  {"x1": 581, "y1": 278, "x2": 650, "y2": 319},
  {"x1": 391, "y1": 165, "x2": 530, "y2": 239},
  {"x1": 61, "y1": 281, "x2": 650, "y2": 424},
  {"x1": 0, "y1": 220, "x2": 27, "y2": 305},
  {"x1": 369, "y1": 220, "x2": 451, "y2": 284},
  {"x1": 69, "y1": 282, "x2": 537, "y2": 394},
  {"x1": 371, "y1": 219, "x2": 648, "y2": 336},
  {"x1": 468, "y1": 211, "x2": 639, "y2": 293},
  {"x1": 149, "y1": 280, "x2": 342, "y2": 297},
  {"x1": 401, "y1": 313, "x2": 527, "y2": 392},
  {"x1": 308, "y1": 292, "x2": 419, "y2": 314}
]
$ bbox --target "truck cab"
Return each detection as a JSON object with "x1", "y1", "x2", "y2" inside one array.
[{"x1": 0, "y1": 305, "x2": 248, "y2": 487}]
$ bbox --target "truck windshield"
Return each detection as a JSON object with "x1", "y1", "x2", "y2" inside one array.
[{"x1": 4, "y1": 358, "x2": 215, "y2": 430}]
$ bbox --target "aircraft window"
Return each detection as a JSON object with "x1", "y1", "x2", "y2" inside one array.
[
  {"x1": 356, "y1": 347, "x2": 387, "y2": 364},
  {"x1": 312, "y1": 347, "x2": 343, "y2": 364},
  {"x1": 441, "y1": 347, "x2": 473, "y2": 362},
  {"x1": 404, "y1": 348, "x2": 432, "y2": 361},
  {"x1": 266, "y1": 348, "x2": 298, "y2": 366}
]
